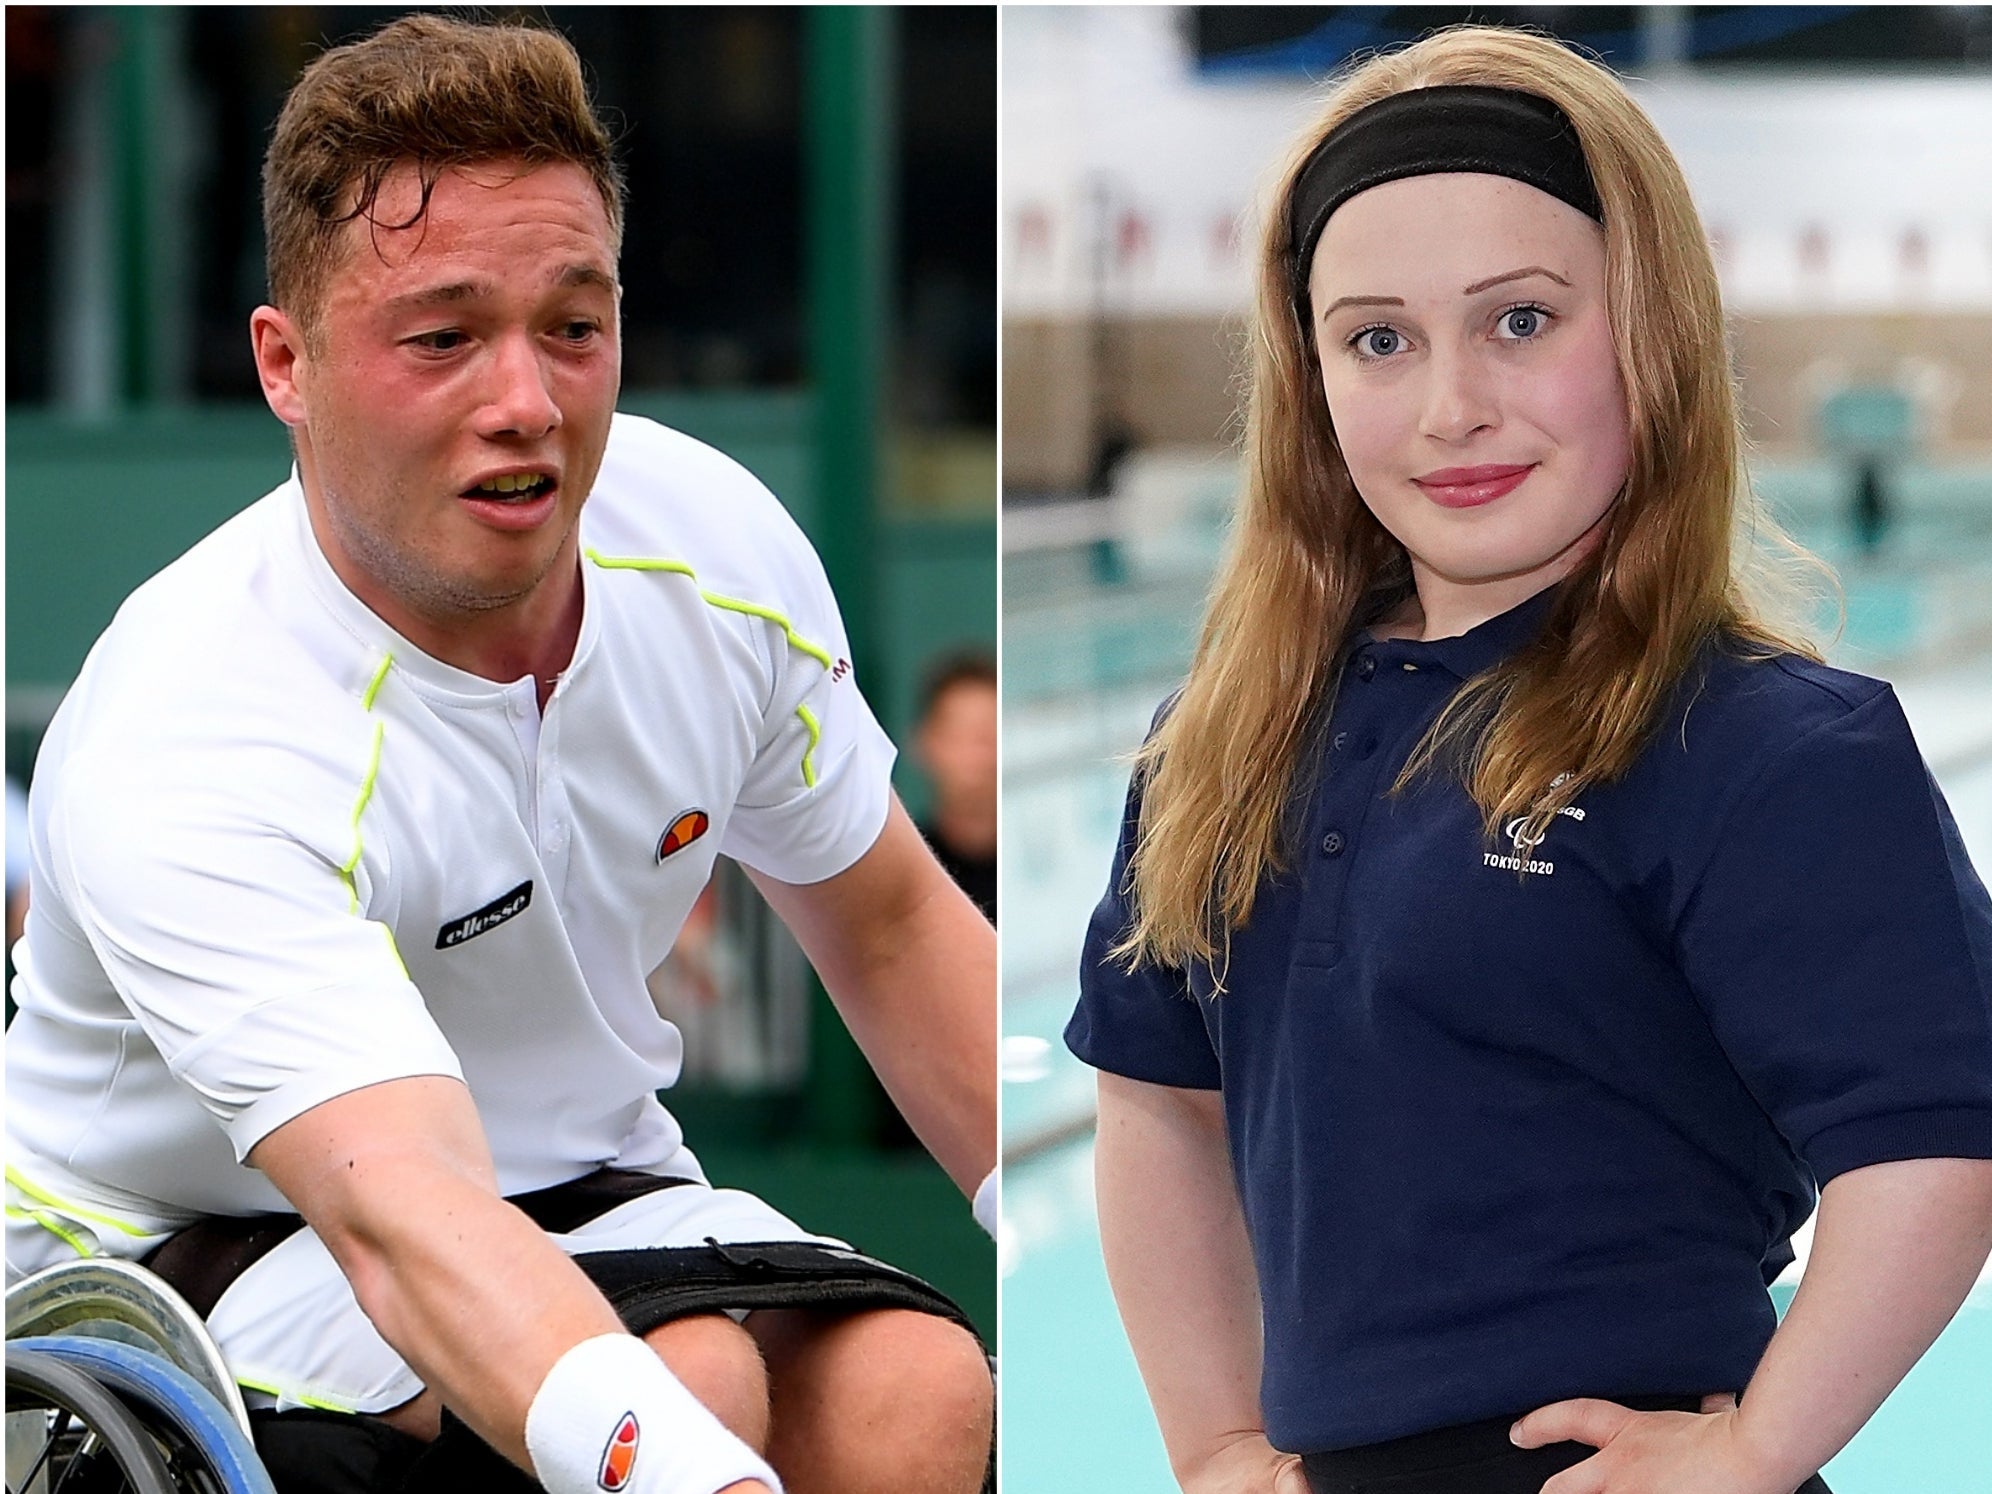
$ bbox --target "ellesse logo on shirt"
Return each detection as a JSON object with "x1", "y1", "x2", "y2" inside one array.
[
  {"x1": 656, "y1": 808, "x2": 711, "y2": 862},
  {"x1": 435, "y1": 880, "x2": 534, "y2": 949}
]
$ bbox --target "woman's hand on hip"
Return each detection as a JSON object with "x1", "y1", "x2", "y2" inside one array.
[
  {"x1": 1178, "y1": 1430, "x2": 1310, "y2": 1494},
  {"x1": 1514, "y1": 1394, "x2": 1805, "y2": 1494}
]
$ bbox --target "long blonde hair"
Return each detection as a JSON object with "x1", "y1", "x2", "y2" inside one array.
[{"x1": 1118, "y1": 26, "x2": 1824, "y2": 974}]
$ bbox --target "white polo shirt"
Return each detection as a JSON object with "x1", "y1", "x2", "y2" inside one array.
[{"x1": 6, "y1": 413, "x2": 893, "y2": 1252}]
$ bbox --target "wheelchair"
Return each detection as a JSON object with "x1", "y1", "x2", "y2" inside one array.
[
  {"x1": 6, "y1": 1257, "x2": 276, "y2": 1494},
  {"x1": 9, "y1": 1247, "x2": 995, "y2": 1494}
]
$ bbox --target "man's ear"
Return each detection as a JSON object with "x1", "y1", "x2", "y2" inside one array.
[{"x1": 250, "y1": 305, "x2": 311, "y2": 429}]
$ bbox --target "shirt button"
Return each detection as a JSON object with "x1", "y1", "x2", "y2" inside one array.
[
  {"x1": 1331, "y1": 731, "x2": 1349, "y2": 751},
  {"x1": 1401, "y1": 662, "x2": 1419, "y2": 672},
  {"x1": 1356, "y1": 656, "x2": 1377, "y2": 680},
  {"x1": 1321, "y1": 830, "x2": 1346, "y2": 856}
]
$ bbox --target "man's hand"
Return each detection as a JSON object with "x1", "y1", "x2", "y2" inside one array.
[
  {"x1": 1513, "y1": 1395, "x2": 1797, "y2": 1494},
  {"x1": 1178, "y1": 1431, "x2": 1310, "y2": 1494}
]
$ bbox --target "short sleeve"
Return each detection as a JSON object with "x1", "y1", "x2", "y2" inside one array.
[
  {"x1": 1065, "y1": 764, "x2": 1223, "y2": 1089},
  {"x1": 1675, "y1": 687, "x2": 1992, "y2": 1184},
  {"x1": 47, "y1": 743, "x2": 464, "y2": 1162},
  {"x1": 717, "y1": 512, "x2": 895, "y2": 885}
]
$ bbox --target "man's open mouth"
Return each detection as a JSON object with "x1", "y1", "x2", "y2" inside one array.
[{"x1": 464, "y1": 474, "x2": 554, "y2": 503}]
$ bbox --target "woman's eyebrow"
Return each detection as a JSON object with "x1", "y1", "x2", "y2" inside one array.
[
  {"x1": 1462, "y1": 265, "x2": 1570, "y2": 296},
  {"x1": 1318, "y1": 266, "x2": 1572, "y2": 323}
]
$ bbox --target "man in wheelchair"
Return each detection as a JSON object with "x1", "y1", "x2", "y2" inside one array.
[{"x1": 5, "y1": 15, "x2": 996, "y2": 1494}]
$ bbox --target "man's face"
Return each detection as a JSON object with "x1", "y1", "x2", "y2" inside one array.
[
  {"x1": 917, "y1": 679, "x2": 998, "y2": 810},
  {"x1": 266, "y1": 158, "x2": 621, "y2": 638}
]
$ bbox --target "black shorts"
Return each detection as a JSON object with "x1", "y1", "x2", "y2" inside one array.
[{"x1": 1300, "y1": 1396, "x2": 1832, "y2": 1494}]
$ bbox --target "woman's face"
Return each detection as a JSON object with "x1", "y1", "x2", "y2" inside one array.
[{"x1": 1307, "y1": 172, "x2": 1632, "y2": 635}]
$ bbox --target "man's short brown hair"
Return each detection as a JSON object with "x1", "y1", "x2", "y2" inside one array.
[{"x1": 263, "y1": 13, "x2": 625, "y2": 335}]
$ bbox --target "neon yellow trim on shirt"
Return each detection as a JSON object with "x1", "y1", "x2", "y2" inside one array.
[
  {"x1": 361, "y1": 653, "x2": 393, "y2": 711},
  {"x1": 584, "y1": 548, "x2": 838, "y2": 670},
  {"x1": 6, "y1": 1165, "x2": 149, "y2": 1239},
  {"x1": 586, "y1": 552, "x2": 696, "y2": 581},
  {"x1": 339, "y1": 663, "x2": 389, "y2": 918},
  {"x1": 234, "y1": 1375, "x2": 356, "y2": 1415},
  {"x1": 7, "y1": 1204, "x2": 94, "y2": 1260},
  {"x1": 699, "y1": 591, "x2": 836, "y2": 671},
  {"x1": 383, "y1": 924, "x2": 409, "y2": 978},
  {"x1": 585, "y1": 547, "x2": 839, "y2": 787},
  {"x1": 796, "y1": 704, "x2": 822, "y2": 789}
]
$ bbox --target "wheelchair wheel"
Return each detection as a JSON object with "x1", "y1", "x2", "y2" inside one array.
[
  {"x1": 14, "y1": 1339, "x2": 274, "y2": 1494},
  {"x1": 6, "y1": 1345, "x2": 176, "y2": 1494}
]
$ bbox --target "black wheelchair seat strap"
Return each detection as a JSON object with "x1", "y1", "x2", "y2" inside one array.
[
  {"x1": 572, "y1": 1239, "x2": 982, "y2": 1342},
  {"x1": 141, "y1": 1168, "x2": 692, "y2": 1319}
]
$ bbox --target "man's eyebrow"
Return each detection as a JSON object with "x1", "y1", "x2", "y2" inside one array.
[
  {"x1": 383, "y1": 265, "x2": 618, "y2": 314},
  {"x1": 385, "y1": 279, "x2": 491, "y2": 312},
  {"x1": 1317, "y1": 266, "x2": 1572, "y2": 323},
  {"x1": 556, "y1": 264, "x2": 619, "y2": 294}
]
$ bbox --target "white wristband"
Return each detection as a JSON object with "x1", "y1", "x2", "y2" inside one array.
[
  {"x1": 972, "y1": 1166, "x2": 998, "y2": 1238},
  {"x1": 525, "y1": 1334, "x2": 781, "y2": 1494}
]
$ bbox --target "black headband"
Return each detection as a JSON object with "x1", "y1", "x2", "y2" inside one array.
[{"x1": 1288, "y1": 85, "x2": 1603, "y2": 308}]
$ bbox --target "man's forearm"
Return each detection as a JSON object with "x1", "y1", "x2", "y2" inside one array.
[
  {"x1": 749, "y1": 800, "x2": 996, "y2": 1196},
  {"x1": 1732, "y1": 1156, "x2": 1992, "y2": 1487},
  {"x1": 253, "y1": 1080, "x2": 627, "y2": 1467},
  {"x1": 254, "y1": 1077, "x2": 776, "y2": 1494},
  {"x1": 330, "y1": 1161, "x2": 629, "y2": 1464},
  {"x1": 830, "y1": 874, "x2": 994, "y2": 1195}
]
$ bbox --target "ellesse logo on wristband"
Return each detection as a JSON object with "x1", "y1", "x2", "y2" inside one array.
[{"x1": 598, "y1": 1410, "x2": 639, "y2": 1490}]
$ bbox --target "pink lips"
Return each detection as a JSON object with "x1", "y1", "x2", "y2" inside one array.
[{"x1": 1412, "y1": 463, "x2": 1535, "y2": 509}]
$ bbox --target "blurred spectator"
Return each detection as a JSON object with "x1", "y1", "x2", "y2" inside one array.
[
  {"x1": 1852, "y1": 455, "x2": 1893, "y2": 556},
  {"x1": 914, "y1": 652, "x2": 998, "y2": 922}
]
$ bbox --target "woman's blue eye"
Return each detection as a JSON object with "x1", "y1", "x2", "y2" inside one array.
[
  {"x1": 1500, "y1": 306, "x2": 1546, "y2": 339},
  {"x1": 1353, "y1": 327, "x2": 1400, "y2": 358}
]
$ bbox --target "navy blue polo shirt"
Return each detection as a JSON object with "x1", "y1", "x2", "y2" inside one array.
[{"x1": 1067, "y1": 587, "x2": 1992, "y2": 1455}]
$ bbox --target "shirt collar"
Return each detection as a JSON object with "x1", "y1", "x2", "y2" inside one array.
[
  {"x1": 1357, "y1": 583, "x2": 1559, "y2": 681},
  {"x1": 278, "y1": 469, "x2": 600, "y2": 704}
]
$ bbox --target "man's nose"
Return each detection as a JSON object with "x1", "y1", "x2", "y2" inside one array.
[{"x1": 478, "y1": 333, "x2": 562, "y2": 439}]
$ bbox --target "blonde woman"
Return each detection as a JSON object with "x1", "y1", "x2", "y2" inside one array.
[{"x1": 1066, "y1": 27, "x2": 1992, "y2": 1494}]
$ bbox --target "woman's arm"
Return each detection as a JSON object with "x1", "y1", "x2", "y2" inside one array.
[
  {"x1": 1516, "y1": 1155, "x2": 1992, "y2": 1493},
  {"x1": 1095, "y1": 1071, "x2": 1305, "y2": 1494}
]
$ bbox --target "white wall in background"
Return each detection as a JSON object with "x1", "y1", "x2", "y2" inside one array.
[{"x1": 1003, "y1": 6, "x2": 1992, "y2": 316}]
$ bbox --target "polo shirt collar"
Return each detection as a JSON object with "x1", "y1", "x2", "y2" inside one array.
[
  {"x1": 276, "y1": 471, "x2": 602, "y2": 703},
  {"x1": 1360, "y1": 582, "x2": 1559, "y2": 680}
]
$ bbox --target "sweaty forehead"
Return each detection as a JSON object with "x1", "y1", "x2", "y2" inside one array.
[
  {"x1": 1307, "y1": 172, "x2": 1602, "y2": 306},
  {"x1": 326, "y1": 159, "x2": 616, "y2": 291}
]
